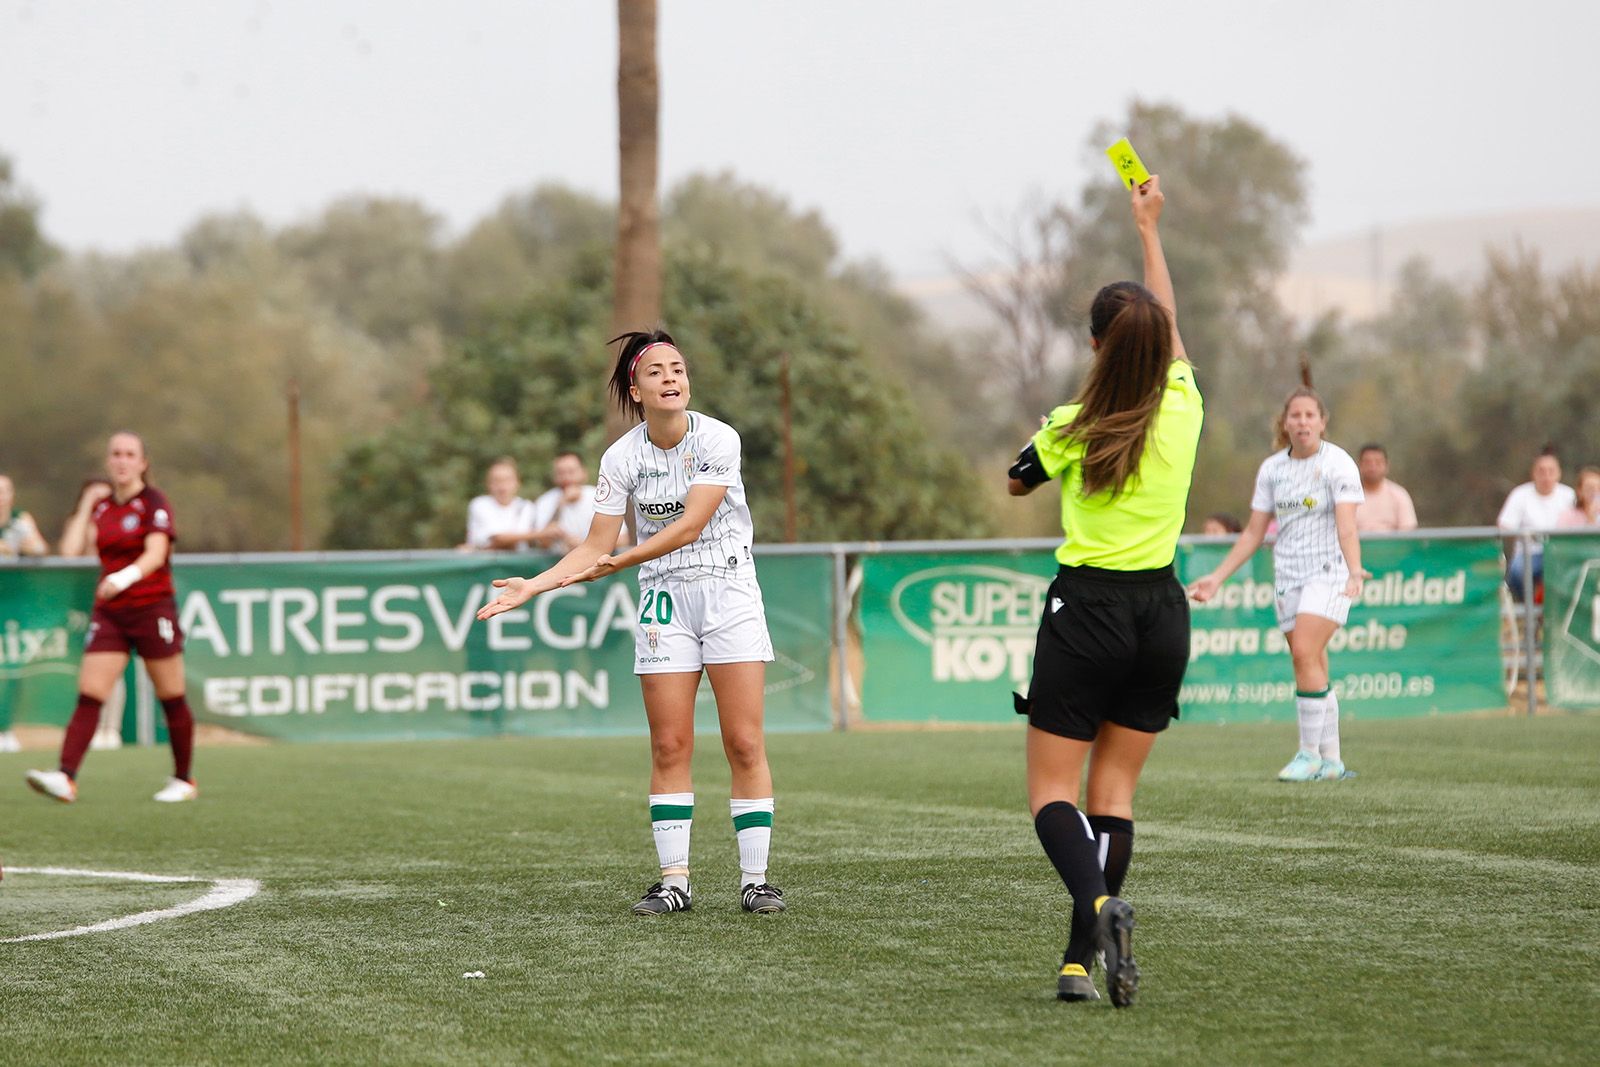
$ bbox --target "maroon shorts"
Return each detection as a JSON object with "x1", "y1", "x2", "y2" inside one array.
[{"x1": 86, "y1": 597, "x2": 185, "y2": 659}]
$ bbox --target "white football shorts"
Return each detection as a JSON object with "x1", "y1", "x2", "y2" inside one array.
[
  {"x1": 633, "y1": 577, "x2": 774, "y2": 674},
  {"x1": 1275, "y1": 578, "x2": 1352, "y2": 632}
]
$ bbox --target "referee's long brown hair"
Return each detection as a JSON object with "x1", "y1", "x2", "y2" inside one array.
[{"x1": 1060, "y1": 282, "x2": 1174, "y2": 498}]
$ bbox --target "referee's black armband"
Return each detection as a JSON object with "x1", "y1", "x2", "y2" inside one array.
[{"x1": 1009, "y1": 442, "x2": 1050, "y2": 487}]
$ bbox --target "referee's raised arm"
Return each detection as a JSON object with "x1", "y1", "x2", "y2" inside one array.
[{"x1": 1132, "y1": 175, "x2": 1186, "y2": 363}]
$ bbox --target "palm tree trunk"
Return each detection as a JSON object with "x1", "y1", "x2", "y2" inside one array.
[{"x1": 608, "y1": 0, "x2": 661, "y2": 443}]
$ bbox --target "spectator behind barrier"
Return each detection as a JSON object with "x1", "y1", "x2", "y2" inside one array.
[
  {"x1": 1354, "y1": 443, "x2": 1418, "y2": 533},
  {"x1": 529, "y1": 451, "x2": 629, "y2": 553},
  {"x1": 1498, "y1": 445, "x2": 1575, "y2": 595},
  {"x1": 1558, "y1": 466, "x2": 1600, "y2": 528},
  {"x1": 462, "y1": 457, "x2": 541, "y2": 551},
  {"x1": 0, "y1": 474, "x2": 49, "y2": 559},
  {"x1": 58, "y1": 477, "x2": 113, "y2": 557},
  {"x1": 1202, "y1": 513, "x2": 1242, "y2": 535}
]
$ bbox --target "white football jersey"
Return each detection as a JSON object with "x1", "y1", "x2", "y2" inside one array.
[
  {"x1": 1250, "y1": 441, "x2": 1365, "y2": 588},
  {"x1": 594, "y1": 412, "x2": 757, "y2": 584}
]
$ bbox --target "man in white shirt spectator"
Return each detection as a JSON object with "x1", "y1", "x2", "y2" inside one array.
[
  {"x1": 529, "y1": 452, "x2": 628, "y2": 553},
  {"x1": 463, "y1": 457, "x2": 542, "y2": 551},
  {"x1": 0, "y1": 473, "x2": 49, "y2": 560},
  {"x1": 1497, "y1": 446, "x2": 1576, "y2": 594},
  {"x1": 1354, "y1": 444, "x2": 1418, "y2": 533}
]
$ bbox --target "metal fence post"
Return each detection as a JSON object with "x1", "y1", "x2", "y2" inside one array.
[{"x1": 1522, "y1": 531, "x2": 1538, "y2": 717}]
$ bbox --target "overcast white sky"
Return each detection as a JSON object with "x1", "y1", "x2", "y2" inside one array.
[{"x1": 1, "y1": 0, "x2": 1592, "y2": 278}]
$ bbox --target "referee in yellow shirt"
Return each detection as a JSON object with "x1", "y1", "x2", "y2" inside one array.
[{"x1": 1008, "y1": 174, "x2": 1201, "y2": 1007}]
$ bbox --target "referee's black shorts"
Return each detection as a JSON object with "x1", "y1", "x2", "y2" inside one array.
[{"x1": 1015, "y1": 563, "x2": 1191, "y2": 740}]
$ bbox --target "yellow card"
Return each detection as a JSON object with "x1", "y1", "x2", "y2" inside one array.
[{"x1": 1105, "y1": 137, "x2": 1151, "y2": 189}]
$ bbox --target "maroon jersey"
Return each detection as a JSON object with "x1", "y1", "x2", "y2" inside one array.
[{"x1": 92, "y1": 486, "x2": 177, "y2": 609}]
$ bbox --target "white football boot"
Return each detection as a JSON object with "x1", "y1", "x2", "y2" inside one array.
[
  {"x1": 153, "y1": 777, "x2": 199, "y2": 803},
  {"x1": 25, "y1": 768, "x2": 77, "y2": 803}
]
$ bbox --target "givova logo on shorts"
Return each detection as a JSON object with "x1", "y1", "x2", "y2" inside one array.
[{"x1": 889, "y1": 565, "x2": 1050, "y2": 684}]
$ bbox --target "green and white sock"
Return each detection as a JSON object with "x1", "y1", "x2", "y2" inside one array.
[
  {"x1": 1295, "y1": 688, "x2": 1330, "y2": 753},
  {"x1": 1319, "y1": 689, "x2": 1342, "y2": 762},
  {"x1": 649, "y1": 792, "x2": 694, "y2": 891},
  {"x1": 730, "y1": 797, "x2": 774, "y2": 888}
]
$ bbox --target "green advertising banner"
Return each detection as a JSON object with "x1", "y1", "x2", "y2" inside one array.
[
  {"x1": 0, "y1": 555, "x2": 835, "y2": 740},
  {"x1": 0, "y1": 565, "x2": 98, "y2": 730},
  {"x1": 858, "y1": 538, "x2": 1505, "y2": 724},
  {"x1": 1543, "y1": 534, "x2": 1600, "y2": 709}
]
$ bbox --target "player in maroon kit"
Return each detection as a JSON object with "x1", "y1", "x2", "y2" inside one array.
[{"x1": 26, "y1": 432, "x2": 198, "y2": 804}]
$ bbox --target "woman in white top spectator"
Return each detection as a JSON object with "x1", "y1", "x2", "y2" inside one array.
[
  {"x1": 0, "y1": 474, "x2": 49, "y2": 559},
  {"x1": 1497, "y1": 447, "x2": 1576, "y2": 593},
  {"x1": 1557, "y1": 466, "x2": 1600, "y2": 528},
  {"x1": 462, "y1": 457, "x2": 542, "y2": 551}
]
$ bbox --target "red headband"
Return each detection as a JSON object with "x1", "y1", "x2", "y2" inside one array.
[{"x1": 629, "y1": 341, "x2": 674, "y2": 382}]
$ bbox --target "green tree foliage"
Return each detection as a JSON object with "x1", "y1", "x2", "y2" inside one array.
[
  {"x1": 0, "y1": 154, "x2": 55, "y2": 278},
  {"x1": 664, "y1": 173, "x2": 986, "y2": 448},
  {"x1": 326, "y1": 248, "x2": 992, "y2": 548},
  {"x1": 1316, "y1": 250, "x2": 1600, "y2": 525},
  {"x1": 443, "y1": 184, "x2": 615, "y2": 336}
]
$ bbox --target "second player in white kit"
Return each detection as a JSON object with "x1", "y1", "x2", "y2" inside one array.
[
  {"x1": 1250, "y1": 440, "x2": 1365, "y2": 631},
  {"x1": 1188, "y1": 380, "x2": 1366, "y2": 782},
  {"x1": 477, "y1": 330, "x2": 785, "y2": 918}
]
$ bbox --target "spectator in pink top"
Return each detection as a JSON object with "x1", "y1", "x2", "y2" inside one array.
[
  {"x1": 1354, "y1": 444, "x2": 1418, "y2": 533},
  {"x1": 1558, "y1": 466, "x2": 1600, "y2": 528}
]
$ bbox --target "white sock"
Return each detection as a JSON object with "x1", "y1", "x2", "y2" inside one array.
[
  {"x1": 1320, "y1": 690, "x2": 1342, "y2": 762},
  {"x1": 730, "y1": 797, "x2": 774, "y2": 888},
  {"x1": 1295, "y1": 690, "x2": 1329, "y2": 754},
  {"x1": 649, "y1": 792, "x2": 693, "y2": 890}
]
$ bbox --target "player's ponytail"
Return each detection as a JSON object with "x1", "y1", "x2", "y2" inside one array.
[
  {"x1": 608, "y1": 329, "x2": 678, "y2": 422},
  {"x1": 1060, "y1": 282, "x2": 1174, "y2": 498}
]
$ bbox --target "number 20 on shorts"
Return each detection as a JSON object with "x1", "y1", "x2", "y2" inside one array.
[{"x1": 639, "y1": 589, "x2": 674, "y2": 626}]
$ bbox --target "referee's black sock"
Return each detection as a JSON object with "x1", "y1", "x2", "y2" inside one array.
[
  {"x1": 1061, "y1": 814, "x2": 1135, "y2": 965},
  {"x1": 1034, "y1": 801, "x2": 1109, "y2": 942},
  {"x1": 1088, "y1": 814, "x2": 1135, "y2": 897}
]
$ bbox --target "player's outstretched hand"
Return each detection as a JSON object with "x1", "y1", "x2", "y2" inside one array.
[
  {"x1": 1131, "y1": 174, "x2": 1164, "y2": 228},
  {"x1": 558, "y1": 555, "x2": 619, "y2": 587},
  {"x1": 94, "y1": 578, "x2": 121, "y2": 602},
  {"x1": 476, "y1": 577, "x2": 537, "y2": 621},
  {"x1": 1186, "y1": 572, "x2": 1221, "y2": 603}
]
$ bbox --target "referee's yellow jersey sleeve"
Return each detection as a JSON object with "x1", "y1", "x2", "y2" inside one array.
[{"x1": 1031, "y1": 405, "x2": 1083, "y2": 482}]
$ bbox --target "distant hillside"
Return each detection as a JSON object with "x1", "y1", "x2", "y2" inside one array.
[
  {"x1": 1278, "y1": 207, "x2": 1600, "y2": 321},
  {"x1": 902, "y1": 207, "x2": 1600, "y2": 330}
]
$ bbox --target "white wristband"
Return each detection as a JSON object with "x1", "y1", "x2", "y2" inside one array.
[{"x1": 106, "y1": 564, "x2": 144, "y2": 593}]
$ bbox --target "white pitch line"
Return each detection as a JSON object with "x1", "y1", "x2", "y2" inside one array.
[{"x1": 1, "y1": 867, "x2": 261, "y2": 944}]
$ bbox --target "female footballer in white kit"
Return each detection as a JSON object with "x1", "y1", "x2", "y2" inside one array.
[
  {"x1": 476, "y1": 330, "x2": 784, "y2": 916},
  {"x1": 1187, "y1": 380, "x2": 1365, "y2": 781}
]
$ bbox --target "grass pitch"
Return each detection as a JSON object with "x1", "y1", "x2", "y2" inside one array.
[{"x1": 3, "y1": 714, "x2": 1598, "y2": 1065}]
